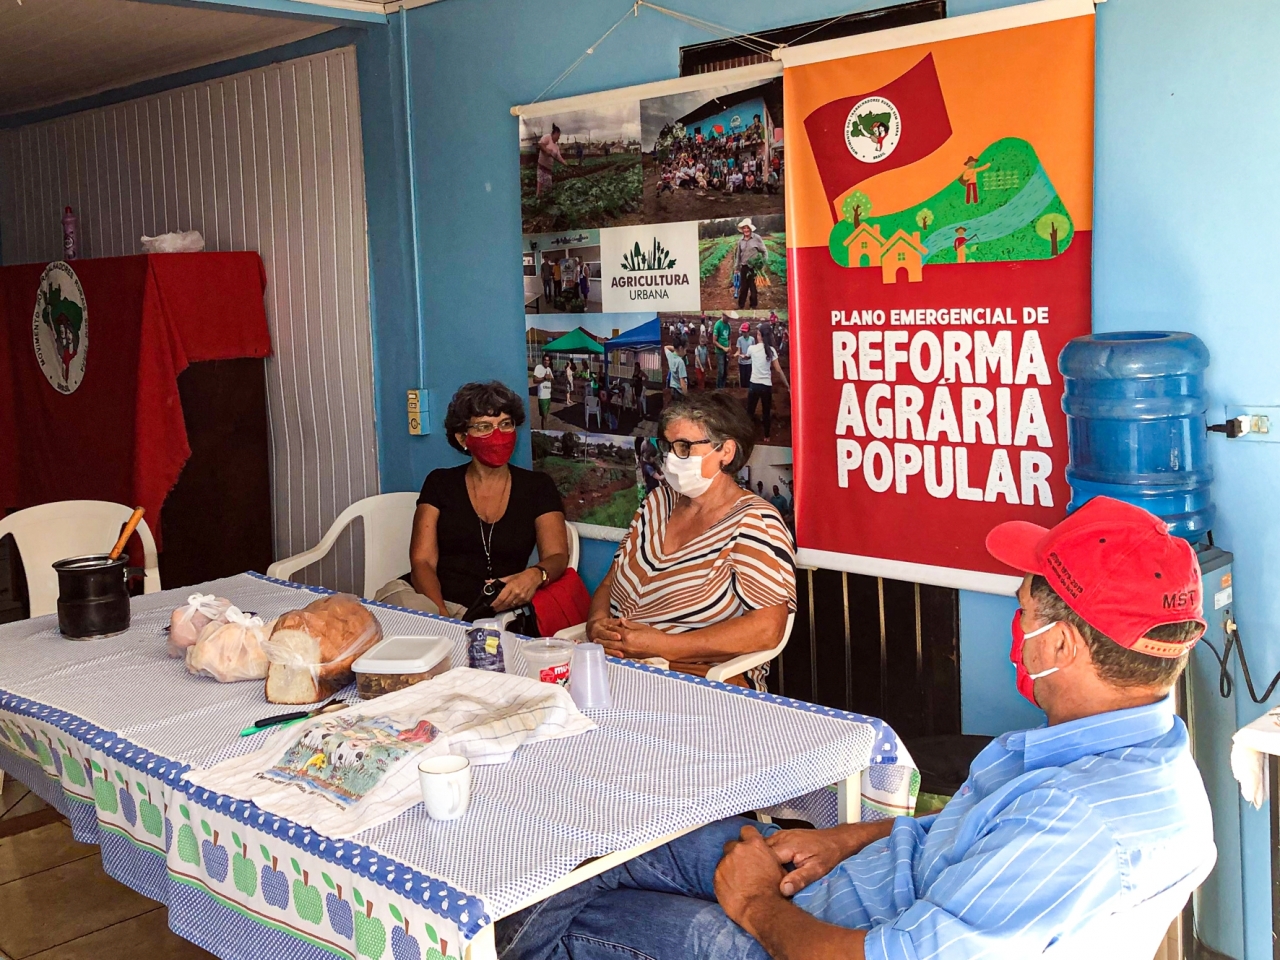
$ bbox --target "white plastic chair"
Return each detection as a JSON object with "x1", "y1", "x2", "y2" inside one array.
[
  {"x1": 1042, "y1": 858, "x2": 1211, "y2": 959},
  {"x1": 267, "y1": 492, "x2": 419, "y2": 599},
  {"x1": 555, "y1": 610, "x2": 794, "y2": 685},
  {"x1": 267, "y1": 496, "x2": 581, "y2": 604},
  {"x1": 584, "y1": 396, "x2": 602, "y2": 430},
  {"x1": 0, "y1": 501, "x2": 160, "y2": 618}
]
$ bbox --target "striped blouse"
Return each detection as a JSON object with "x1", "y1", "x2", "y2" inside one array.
[{"x1": 609, "y1": 485, "x2": 796, "y2": 685}]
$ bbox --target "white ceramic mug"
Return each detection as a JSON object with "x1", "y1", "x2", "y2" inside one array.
[{"x1": 418, "y1": 754, "x2": 471, "y2": 821}]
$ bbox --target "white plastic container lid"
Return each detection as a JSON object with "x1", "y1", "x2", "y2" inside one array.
[
  {"x1": 352, "y1": 635, "x2": 451, "y2": 675},
  {"x1": 521, "y1": 637, "x2": 575, "y2": 664}
]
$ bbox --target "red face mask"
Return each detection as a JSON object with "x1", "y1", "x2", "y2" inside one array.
[
  {"x1": 465, "y1": 429, "x2": 517, "y2": 468},
  {"x1": 1010, "y1": 610, "x2": 1060, "y2": 708}
]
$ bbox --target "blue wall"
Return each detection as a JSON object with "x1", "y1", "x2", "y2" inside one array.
[{"x1": 375, "y1": 2, "x2": 1280, "y2": 953}]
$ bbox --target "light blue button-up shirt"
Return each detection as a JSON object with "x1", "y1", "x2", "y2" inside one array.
[{"x1": 793, "y1": 698, "x2": 1215, "y2": 959}]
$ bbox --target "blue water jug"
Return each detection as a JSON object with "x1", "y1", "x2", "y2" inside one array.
[{"x1": 1059, "y1": 331, "x2": 1214, "y2": 541}]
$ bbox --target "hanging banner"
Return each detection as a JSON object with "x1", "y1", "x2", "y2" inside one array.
[
  {"x1": 514, "y1": 65, "x2": 796, "y2": 536},
  {"x1": 780, "y1": 0, "x2": 1095, "y2": 593}
]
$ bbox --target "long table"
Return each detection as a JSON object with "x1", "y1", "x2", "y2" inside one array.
[{"x1": 0, "y1": 573, "x2": 915, "y2": 960}]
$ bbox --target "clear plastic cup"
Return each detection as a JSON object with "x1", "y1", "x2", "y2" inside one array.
[
  {"x1": 521, "y1": 638, "x2": 575, "y2": 686},
  {"x1": 569, "y1": 642, "x2": 613, "y2": 710}
]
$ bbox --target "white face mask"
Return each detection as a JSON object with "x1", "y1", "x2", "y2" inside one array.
[{"x1": 664, "y1": 452, "x2": 716, "y2": 498}]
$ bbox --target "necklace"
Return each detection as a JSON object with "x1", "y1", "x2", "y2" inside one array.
[
  {"x1": 479, "y1": 517, "x2": 496, "y2": 576},
  {"x1": 467, "y1": 469, "x2": 510, "y2": 577}
]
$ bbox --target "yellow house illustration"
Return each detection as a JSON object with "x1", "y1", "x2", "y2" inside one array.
[
  {"x1": 843, "y1": 223, "x2": 885, "y2": 267},
  {"x1": 842, "y1": 224, "x2": 927, "y2": 283},
  {"x1": 880, "y1": 230, "x2": 927, "y2": 283}
]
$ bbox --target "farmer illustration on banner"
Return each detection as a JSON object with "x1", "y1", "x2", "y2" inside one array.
[{"x1": 782, "y1": 5, "x2": 1096, "y2": 587}]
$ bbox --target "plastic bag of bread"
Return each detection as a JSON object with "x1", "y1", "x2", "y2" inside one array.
[
  {"x1": 185, "y1": 608, "x2": 273, "y2": 682},
  {"x1": 168, "y1": 594, "x2": 234, "y2": 657},
  {"x1": 260, "y1": 594, "x2": 383, "y2": 704}
]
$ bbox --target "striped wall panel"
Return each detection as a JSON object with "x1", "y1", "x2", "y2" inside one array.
[{"x1": 0, "y1": 46, "x2": 379, "y2": 595}]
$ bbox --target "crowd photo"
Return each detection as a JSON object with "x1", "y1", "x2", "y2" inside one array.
[
  {"x1": 640, "y1": 77, "x2": 785, "y2": 223},
  {"x1": 658, "y1": 308, "x2": 791, "y2": 447}
]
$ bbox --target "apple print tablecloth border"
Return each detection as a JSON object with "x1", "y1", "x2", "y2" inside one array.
[{"x1": 0, "y1": 694, "x2": 478, "y2": 960}]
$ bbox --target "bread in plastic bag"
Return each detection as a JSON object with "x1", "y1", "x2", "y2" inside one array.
[
  {"x1": 168, "y1": 594, "x2": 234, "y2": 657},
  {"x1": 261, "y1": 594, "x2": 383, "y2": 704},
  {"x1": 185, "y1": 607, "x2": 273, "y2": 682}
]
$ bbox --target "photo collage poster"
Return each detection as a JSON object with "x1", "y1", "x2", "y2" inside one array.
[{"x1": 518, "y1": 66, "x2": 796, "y2": 534}]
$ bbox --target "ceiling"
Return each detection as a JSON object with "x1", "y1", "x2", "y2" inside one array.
[{"x1": 0, "y1": 0, "x2": 340, "y2": 118}]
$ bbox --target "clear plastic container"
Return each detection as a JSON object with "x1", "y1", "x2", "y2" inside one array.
[
  {"x1": 520, "y1": 638, "x2": 575, "y2": 686},
  {"x1": 352, "y1": 635, "x2": 452, "y2": 699}
]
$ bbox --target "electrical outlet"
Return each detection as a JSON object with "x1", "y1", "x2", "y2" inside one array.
[
  {"x1": 407, "y1": 389, "x2": 431, "y2": 435},
  {"x1": 1223, "y1": 405, "x2": 1278, "y2": 443}
]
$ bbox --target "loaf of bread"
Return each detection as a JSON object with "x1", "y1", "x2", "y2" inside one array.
[{"x1": 262, "y1": 594, "x2": 383, "y2": 704}]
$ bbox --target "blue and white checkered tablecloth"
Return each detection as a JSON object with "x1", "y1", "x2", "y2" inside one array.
[{"x1": 0, "y1": 573, "x2": 913, "y2": 960}]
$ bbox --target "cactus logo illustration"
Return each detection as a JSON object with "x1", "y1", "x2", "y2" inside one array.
[
  {"x1": 138, "y1": 783, "x2": 162, "y2": 837},
  {"x1": 200, "y1": 821, "x2": 229, "y2": 882},
  {"x1": 114, "y1": 771, "x2": 137, "y2": 826},
  {"x1": 231, "y1": 833, "x2": 257, "y2": 896},
  {"x1": 18, "y1": 725, "x2": 38, "y2": 756},
  {"x1": 259, "y1": 845, "x2": 290, "y2": 909},
  {"x1": 176, "y1": 805, "x2": 200, "y2": 865},
  {"x1": 619, "y1": 237, "x2": 678, "y2": 272},
  {"x1": 322, "y1": 873, "x2": 353, "y2": 938},
  {"x1": 352, "y1": 888, "x2": 387, "y2": 959},
  {"x1": 164, "y1": 818, "x2": 174, "y2": 851},
  {"x1": 388, "y1": 903, "x2": 421, "y2": 960},
  {"x1": 90, "y1": 761, "x2": 119, "y2": 814},
  {"x1": 31, "y1": 261, "x2": 89, "y2": 395},
  {"x1": 0, "y1": 720, "x2": 12, "y2": 742},
  {"x1": 291, "y1": 859, "x2": 324, "y2": 924}
]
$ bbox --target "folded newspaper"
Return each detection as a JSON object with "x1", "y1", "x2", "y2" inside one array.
[{"x1": 184, "y1": 667, "x2": 596, "y2": 837}]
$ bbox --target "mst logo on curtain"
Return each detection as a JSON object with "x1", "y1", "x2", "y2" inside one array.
[
  {"x1": 782, "y1": 0, "x2": 1095, "y2": 589},
  {"x1": 31, "y1": 261, "x2": 89, "y2": 395}
]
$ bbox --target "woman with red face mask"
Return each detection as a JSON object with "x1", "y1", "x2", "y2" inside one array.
[{"x1": 374, "y1": 381, "x2": 571, "y2": 618}]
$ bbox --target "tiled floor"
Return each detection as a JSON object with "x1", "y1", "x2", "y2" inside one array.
[{"x1": 0, "y1": 774, "x2": 214, "y2": 960}]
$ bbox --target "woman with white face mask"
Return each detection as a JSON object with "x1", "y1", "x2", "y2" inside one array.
[{"x1": 585, "y1": 392, "x2": 796, "y2": 689}]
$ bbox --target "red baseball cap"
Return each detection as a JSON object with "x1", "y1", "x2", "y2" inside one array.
[{"x1": 986, "y1": 497, "x2": 1206, "y2": 658}]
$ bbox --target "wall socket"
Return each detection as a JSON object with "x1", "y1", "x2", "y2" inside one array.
[
  {"x1": 1224, "y1": 405, "x2": 1277, "y2": 443},
  {"x1": 407, "y1": 389, "x2": 430, "y2": 435}
]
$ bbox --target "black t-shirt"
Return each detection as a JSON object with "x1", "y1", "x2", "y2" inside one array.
[{"x1": 416, "y1": 464, "x2": 564, "y2": 606}]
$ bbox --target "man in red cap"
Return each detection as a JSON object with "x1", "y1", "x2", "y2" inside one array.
[{"x1": 498, "y1": 497, "x2": 1216, "y2": 960}]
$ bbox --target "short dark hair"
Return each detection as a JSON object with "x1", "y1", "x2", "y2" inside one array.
[
  {"x1": 1029, "y1": 575, "x2": 1199, "y2": 691},
  {"x1": 551, "y1": 123, "x2": 561, "y2": 136},
  {"x1": 659, "y1": 390, "x2": 755, "y2": 474},
  {"x1": 443, "y1": 380, "x2": 525, "y2": 454}
]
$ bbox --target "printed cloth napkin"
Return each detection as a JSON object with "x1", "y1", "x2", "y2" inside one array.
[{"x1": 184, "y1": 668, "x2": 596, "y2": 837}]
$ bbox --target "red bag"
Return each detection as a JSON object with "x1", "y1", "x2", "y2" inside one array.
[{"x1": 530, "y1": 568, "x2": 592, "y2": 637}]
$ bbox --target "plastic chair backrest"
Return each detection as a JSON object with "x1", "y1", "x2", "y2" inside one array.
[
  {"x1": 357, "y1": 493, "x2": 422, "y2": 598},
  {"x1": 0, "y1": 501, "x2": 160, "y2": 618},
  {"x1": 1041, "y1": 863, "x2": 1210, "y2": 959},
  {"x1": 529, "y1": 521, "x2": 581, "y2": 571},
  {"x1": 266, "y1": 492, "x2": 421, "y2": 599}
]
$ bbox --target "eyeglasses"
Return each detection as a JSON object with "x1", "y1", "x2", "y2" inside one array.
[
  {"x1": 466, "y1": 420, "x2": 516, "y2": 437},
  {"x1": 657, "y1": 437, "x2": 718, "y2": 459}
]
